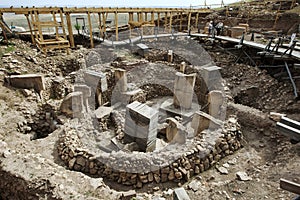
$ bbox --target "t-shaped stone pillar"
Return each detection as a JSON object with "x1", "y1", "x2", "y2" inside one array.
[
  {"x1": 115, "y1": 68, "x2": 127, "y2": 93},
  {"x1": 74, "y1": 84, "x2": 91, "y2": 112},
  {"x1": 208, "y1": 90, "x2": 225, "y2": 120},
  {"x1": 124, "y1": 101, "x2": 159, "y2": 152},
  {"x1": 173, "y1": 72, "x2": 196, "y2": 110}
]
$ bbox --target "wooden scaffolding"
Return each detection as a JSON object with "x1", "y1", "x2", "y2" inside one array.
[{"x1": 29, "y1": 8, "x2": 70, "y2": 54}]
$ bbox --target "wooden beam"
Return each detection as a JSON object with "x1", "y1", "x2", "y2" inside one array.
[
  {"x1": 65, "y1": 13, "x2": 75, "y2": 48},
  {"x1": 157, "y1": 12, "x2": 160, "y2": 27},
  {"x1": 87, "y1": 11, "x2": 94, "y2": 48},
  {"x1": 280, "y1": 179, "x2": 300, "y2": 195},
  {"x1": 115, "y1": 11, "x2": 118, "y2": 41},
  {"x1": 25, "y1": 14, "x2": 35, "y2": 44}
]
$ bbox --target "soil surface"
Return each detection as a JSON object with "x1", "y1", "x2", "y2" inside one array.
[{"x1": 1, "y1": 0, "x2": 300, "y2": 198}]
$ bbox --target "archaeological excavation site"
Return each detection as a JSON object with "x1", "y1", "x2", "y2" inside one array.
[{"x1": 0, "y1": 0, "x2": 300, "y2": 199}]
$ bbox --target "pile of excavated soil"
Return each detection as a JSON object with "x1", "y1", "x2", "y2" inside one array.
[{"x1": 209, "y1": 51, "x2": 300, "y2": 118}]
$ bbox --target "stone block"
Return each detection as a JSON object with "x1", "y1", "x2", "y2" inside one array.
[
  {"x1": 208, "y1": 90, "x2": 225, "y2": 120},
  {"x1": 60, "y1": 91, "x2": 84, "y2": 118},
  {"x1": 136, "y1": 43, "x2": 149, "y2": 57},
  {"x1": 115, "y1": 68, "x2": 127, "y2": 92},
  {"x1": 166, "y1": 118, "x2": 179, "y2": 142},
  {"x1": 121, "y1": 190, "x2": 136, "y2": 200},
  {"x1": 180, "y1": 62, "x2": 186, "y2": 73},
  {"x1": 238, "y1": 23, "x2": 249, "y2": 32},
  {"x1": 5, "y1": 74, "x2": 45, "y2": 93},
  {"x1": 173, "y1": 187, "x2": 190, "y2": 200},
  {"x1": 83, "y1": 70, "x2": 107, "y2": 92},
  {"x1": 202, "y1": 66, "x2": 221, "y2": 90},
  {"x1": 168, "y1": 50, "x2": 173, "y2": 63},
  {"x1": 231, "y1": 26, "x2": 246, "y2": 38},
  {"x1": 74, "y1": 84, "x2": 91, "y2": 98}
]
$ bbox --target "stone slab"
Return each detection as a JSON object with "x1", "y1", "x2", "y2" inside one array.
[
  {"x1": 94, "y1": 106, "x2": 113, "y2": 119},
  {"x1": 5, "y1": 74, "x2": 45, "y2": 92},
  {"x1": 173, "y1": 187, "x2": 190, "y2": 200}
]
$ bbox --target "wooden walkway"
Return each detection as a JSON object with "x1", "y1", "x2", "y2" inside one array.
[
  {"x1": 83, "y1": 32, "x2": 188, "y2": 46},
  {"x1": 191, "y1": 33, "x2": 300, "y2": 61}
]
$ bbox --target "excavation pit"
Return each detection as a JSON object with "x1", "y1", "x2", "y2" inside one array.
[{"x1": 56, "y1": 40, "x2": 243, "y2": 188}]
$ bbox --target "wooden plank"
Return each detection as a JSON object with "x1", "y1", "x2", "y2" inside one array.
[{"x1": 280, "y1": 179, "x2": 300, "y2": 195}]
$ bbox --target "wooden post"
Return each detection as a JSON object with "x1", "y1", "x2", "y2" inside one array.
[
  {"x1": 164, "y1": 12, "x2": 168, "y2": 31},
  {"x1": 59, "y1": 9, "x2": 67, "y2": 40},
  {"x1": 65, "y1": 12, "x2": 75, "y2": 48},
  {"x1": 195, "y1": 12, "x2": 199, "y2": 31},
  {"x1": 187, "y1": 12, "x2": 191, "y2": 32},
  {"x1": 34, "y1": 11, "x2": 43, "y2": 42},
  {"x1": 151, "y1": 12, "x2": 154, "y2": 24},
  {"x1": 115, "y1": 11, "x2": 118, "y2": 41},
  {"x1": 25, "y1": 14, "x2": 35, "y2": 44},
  {"x1": 180, "y1": 12, "x2": 183, "y2": 31},
  {"x1": 129, "y1": 12, "x2": 133, "y2": 21},
  {"x1": 30, "y1": 11, "x2": 38, "y2": 41},
  {"x1": 169, "y1": 12, "x2": 173, "y2": 33},
  {"x1": 98, "y1": 12, "x2": 102, "y2": 37},
  {"x1": 157, "y1": 12, "x2": 160, "y2": 27},
  {"x1": 87, "y1": 11, "x2": 94, "y2": 48},
  {"x1": 52, "y1": 11, "x2": 59, "y2": 39},
  {"x1": 102, "y1": 12, "x2": 107, "y2": 36}
]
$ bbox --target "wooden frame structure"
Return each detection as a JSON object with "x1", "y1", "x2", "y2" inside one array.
[
  {"x1": 0, "y1": 7, "x2": 212, "y2": 49},
  {"x1": 29, "y1": 8, "x2": 70, "y2": 54}
]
